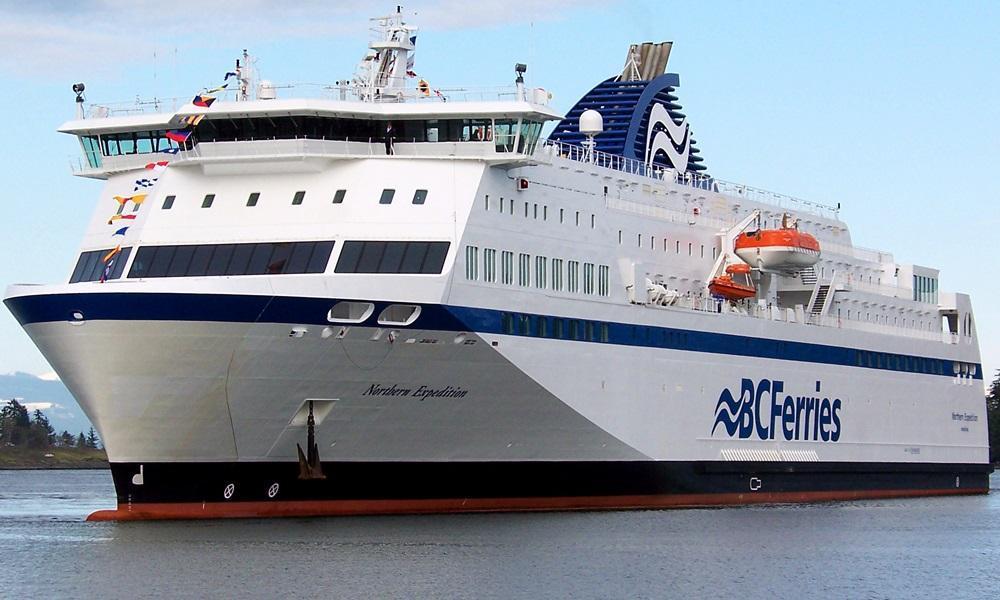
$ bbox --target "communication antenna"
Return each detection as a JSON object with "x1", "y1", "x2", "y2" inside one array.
[{"x1": 579, "y1": 109, "x2": 603, "y2": 162}]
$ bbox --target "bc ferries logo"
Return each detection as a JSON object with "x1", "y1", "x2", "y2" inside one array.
[
  {"x1": 645, "y1": 103, "x2": 690, "y2": 173},
  {"x1": 712, "y1": 378, "x2": 843, "y2": 442}
]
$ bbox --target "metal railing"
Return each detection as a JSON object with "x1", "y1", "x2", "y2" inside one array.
[
  {"x1": 538, "y1": 139, "x2": 840, "y2": 219},
  {"x1": 85, "y1": 84, "x2": 529, "y2": 118}
]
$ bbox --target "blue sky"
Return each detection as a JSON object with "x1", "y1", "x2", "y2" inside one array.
[{"x1": 1, "y1": 0, "x2": 997, "y2": 380}]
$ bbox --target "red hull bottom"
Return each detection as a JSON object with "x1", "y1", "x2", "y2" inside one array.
[{"x1": 87, "y1": 487, "x2": 988, "y2": 522}]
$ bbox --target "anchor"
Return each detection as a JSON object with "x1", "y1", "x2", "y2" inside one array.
[{"x1": 296, "y1": 400, "x2": 326, "y2": 480}]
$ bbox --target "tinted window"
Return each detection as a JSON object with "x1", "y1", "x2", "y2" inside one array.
[
  {"x1": 108, "y1": 247, "x2": 132, "y2": 279},
  {"x1": 247, "y1": 192, "x2": 259, "y2": 207},
  {"x1": 226, "y1": 244, "x2": 254, "y2": 275},
  {"x1": 332, "y1": 190, "x2": 346, "y2": 204},
  {"x1": 167, "y1": 245, "x2": 196, "y2": 277},
  {"x1": 70, "y1": 247, "x2": 134, "y2": 283},
  {"x1": 267, "y1": 243, "x2": 293, "y2": 274},
  {"x1": 335, "y1": 242, "x2": 364, "y2": 273},
  {"x1": 162, "y1": 195, "x2": 175, "y2": 209},
  {"x1": 147, "y1": 246, "x2": 176, "y2": 277},
  {"x1": 412, "y1": 189, "x2": 427, "y2": 204},
  {"x1": 128, "y1": 247, "x2": 155, "y2": 278},
  {"x1": 188, "y1": 245, "x2": 214, "y2": 276},
  {"x1": 207, "y1": 244, "x2": 234, "y2": 275},
  {"x1": 247, "y1": 243, "x2": 274, "y2": 274},
  {"x1": 286, "y1": 242, "x2": 315, "y2": 273},
  {"x1": 422, "y1": 242, "x2": 449, "y2": 274},
  {"x1": 292, "y1": 190, "x2": 305, "y2": 205},
  {"x1": 379, "y1": 189, "x2": 395, "y2": 205},
  {"x1": 378, "y1": 242, "x2": 407, "y2": 273},
  {"x1": 306, "y1": 241, "x2": 334, "y2": 273},
  {"x1": 336, "y1": 241, "x2": 450, "y2": 274},
  {"x1": 399, "y1": 242, "x2": 429, "y2": 274},
  {"x1": 357, "y1": 241, "x2": 386, "y2": 272},
  {"x1": 202, "y1": 194, "x2": 215, "y2": 208}
]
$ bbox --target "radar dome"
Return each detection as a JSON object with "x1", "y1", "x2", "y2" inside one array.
[{"x1": 579, "y1": 109, "x2": 604, "y2": 135}]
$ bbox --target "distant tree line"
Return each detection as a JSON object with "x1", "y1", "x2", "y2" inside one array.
[
  {"x1": 989, "y1": 370, "x2": 1000, "y2": 463},
  {"x1": 0, "y1": 398, "x2": 100, "y2": 450}
]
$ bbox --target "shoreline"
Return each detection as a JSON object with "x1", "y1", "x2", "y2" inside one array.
[{"x1": 0, "y1": 447, "x2": 109, "y2": 470}]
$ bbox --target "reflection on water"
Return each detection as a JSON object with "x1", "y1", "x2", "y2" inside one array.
[{"x1": 2, "y1": 470, "x2": 999, "y2": 599}]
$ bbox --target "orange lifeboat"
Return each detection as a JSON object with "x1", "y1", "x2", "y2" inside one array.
[
  {"x1": 708, "y1": 263, "x2": 756, "y2": 300},
  {"x1": 734, "y1": 215, "x2": 820, "y2": 270}
]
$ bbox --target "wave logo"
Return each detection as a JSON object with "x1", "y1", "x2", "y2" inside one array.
[
  {"x1": 644, "y1": 103, "x2": 690, "y2": 174},
  {"x1": 712, "y1": 378, "x2": 843, "y2": 442}
]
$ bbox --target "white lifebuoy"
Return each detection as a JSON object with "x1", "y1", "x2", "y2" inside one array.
[
  {"x1": 223, "y1": 483, "x2": 235, "y2": 499},
  {"x1": 267, "y1": 483, "x2": 280, "y2": 499}
]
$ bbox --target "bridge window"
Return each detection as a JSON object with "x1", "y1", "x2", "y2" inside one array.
[
  {"x1": 379, "y1": 189, "x2": 395, "y2": 205},
  {"x1": 162, "y1": 195, "x2": 176, "y2": 210},
  {"x1": 332, "y1": 189, "x2": 346, "y2": 204},
  {"x1": 412, "y1": 189, "x2": 427, "y2": 205},
  {"x1": 292, "y1": 190, "x2": 306, "y2": 205},
  {"x1": 201, "y1": 194, "x2": 215, "y2": 208},
  {"x1": 247, "y1": 192, "x2": 260, "y2": 207}
]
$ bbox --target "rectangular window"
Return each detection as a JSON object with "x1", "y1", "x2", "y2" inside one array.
[
  {"x1": 583, "y1": 263, "x2": 595, "y2": 294},
  {"x1": 483, "y1": 248, "x2": 497, "y2": 283},
  {"x1": 518, "y1": 253, "x2": 530, "y2": 287},
  {"x1": 554, "y1": 318, "x2": 564, "y2": 339},
  {"x1": 535, "y1": 256, "x2": 547, "y2": 288},
  {"x1": 501, "y1": 251, "x2": 514, "y2": 285},
  {"x1": 568, "y1": 260, "x2": 579, "y2": 293},
  {"x1": 559, "y1": 208, "x2": 564, "y2": 223},
  {"x1": 551, "y1": 258, "x2": 563, "y2": 291},
  {"x1": 292, "y1": 190, "x2": 306, "y2": 205},
  {"x1": 575, "y1": 211, "x2": 580, "y2": 226},
  {"x1": 334, "y1": 241, "x2": 449, "y2": 274},
  {"x1": 484, "y1": 195, "x2": 489, "y2": 211},
  {"x1": 600, "y1": 323, "x2": 609, "y2": 343},
  {"x1": 127, "y1": 241, "x2": 333, "y2": 278},
  {"x1": 247, "y1": 192, "x2": 260, "y2": 207},
  {"x1": 591, "y1": 214, "x2": 595, "y2": 229},
  {"x1": 162, "y1": 195, "x2": 175, "y2": 210},
  {"x1": 598, "y1": 265, "x2": 609, "y2": 297},
  {"x1": 543, "y1": 206, "x2": 548, "y2": 221},
  {"x1": 69, "y1": 247, "x2": 133, "y2": 283},
  {"x1": 412, "y1": 189, "x2": 428, "y2": 205},
  {"x1": 332, "y1": 189, "x2": 346, "y2": 204},
  {"x1": 465, "y1": 245, "x2": 479, "y2": 280},
  {"x1": 524, "y1": 202, "x2": 529, "y2": 218},
  {"x1": 500, "y1": 197, "x2": 504, "y2": 213},
  {"x1": 201, "y1": 194, "x2": 215, "y2": 208}
]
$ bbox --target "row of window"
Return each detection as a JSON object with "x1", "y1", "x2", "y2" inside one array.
[
  {"x1": 70, "y1": 247, "x2": 133, "y2": 283},
  {"x1": 913, "y1": 274, "x2": 939, "y2": 304},
  {"x1": 335, "y1": 241, "x2": 450, "y2": 274},
  {"x1": 465, "y1": 246, "x2": 610, "y2": 296},
  {"x1": 501, "y1": 313, "x2": 611, "y2": 342},
  {"x1": 620, "y1": 231, "x2": 715, "y2": 260},
  {"x1": 855, "y1": 349, "x2": 945, "y2": 375},
  {"x1": 484, "y1": 195, "x2": 596, "y2": 229},
  {"x1": 127, "y1": 241, "x2": 334, "y2": 279},
  {"x1": 161, "y1": 188, "x2": 427, "y2": 210},
  {"x1": 85, "y1": 117, "x2": 543, "y2": 162}
]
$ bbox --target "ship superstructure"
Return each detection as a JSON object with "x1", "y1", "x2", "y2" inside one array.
[{"x1": 4, "y1": 11, "x2": 989, "y2": 520}]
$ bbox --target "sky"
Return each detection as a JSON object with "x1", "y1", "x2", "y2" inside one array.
[{"x1": 0, "y1": 0, "x2": 997, "y2": 381}]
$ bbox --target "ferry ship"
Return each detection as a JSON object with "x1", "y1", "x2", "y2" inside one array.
[{"x1": 4, "y1": 11, "x2": 990, "y2": 520}]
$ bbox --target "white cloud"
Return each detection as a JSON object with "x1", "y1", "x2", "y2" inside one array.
[
  {"x1": 37, "y1": 371, "x2": 60, "y2": 381},
  {"x1": 23, "y1": 401, "x2": 54, "y2": 411},
  {"x1": 0, "y1": 0, "x2": 603, "y2": 76}
]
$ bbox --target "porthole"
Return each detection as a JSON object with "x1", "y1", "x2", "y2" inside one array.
[{"x1": 327, "y1": 301, "x2": 375, "y2": 323}]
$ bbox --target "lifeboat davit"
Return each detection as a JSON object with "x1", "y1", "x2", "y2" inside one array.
[
  {"x1": 708, "y1": 263, "x2": 756, "y2": 300},
  {"x1": 734, "y1": 221, "x2": 820, "y2": 271}
]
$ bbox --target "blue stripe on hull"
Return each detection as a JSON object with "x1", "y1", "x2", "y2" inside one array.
[{"x1": 4, "y1": 291, "x2": 981, "y2": 380}]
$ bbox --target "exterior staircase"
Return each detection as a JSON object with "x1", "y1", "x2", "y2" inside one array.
[{"x1": 810, "y1": 285, "x2": 830, "y2": 316}]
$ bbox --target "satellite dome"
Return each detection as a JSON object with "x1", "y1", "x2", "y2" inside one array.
[{"x1": 579, "y1": 109, "x2": 603, "y2": 135}]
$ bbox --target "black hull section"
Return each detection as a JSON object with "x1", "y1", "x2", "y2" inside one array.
[{"x1": 92, "y1": 460, "x2": 993, "y2": 520}]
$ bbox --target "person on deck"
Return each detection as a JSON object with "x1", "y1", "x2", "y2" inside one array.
[{"x1": 384, "y1": 122, "x2": 395, "y2": 155}]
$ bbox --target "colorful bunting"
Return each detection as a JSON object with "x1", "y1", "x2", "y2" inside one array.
[
  {"x1": 158, "y1": 147, "x2": 181, "y2": 155},
  {"x1": 165, "y1": 130, "x2": 192, "y2": 143},
  {"x1": 192, "y1": 94, "x2": 216, "y2": 108},
  {"x1": 203, "y1": 83, "x2": 229, "y2": 95},
  {"x1": 107, "y1": 214, "x2": 137, "y2": 225},
  {"x1": 133, "y1": 178, "x2": 158, "y2": 191},
  {"x1": 113, "y1": 227, "x2": 129, "y2": 236},
  {"x1": 224, "y1": 71, "x2": 238, "y2": 80},
  {"x1": 145, "y1": 161, "x2": 169, "y2": 173},
  {"x1": 103, "y1": 245, "x2": 121, "y2": 263},
  {"x1": 181, "y1": 114, "x2": 205, "y2": 127},
  {"x1": 113, "y1": 194, "x2": 147, "y2": 207}
]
